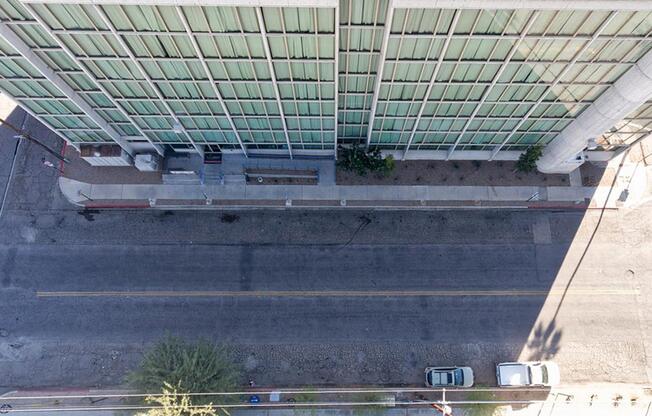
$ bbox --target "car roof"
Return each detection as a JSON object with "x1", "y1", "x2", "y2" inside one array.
[
  {"x1": 432, "y1": 372, "x2": 448, "y2": 385},
  {"x1": 498, "y1": 363, "x2": 529, "y2": 386},
  {"x1": 428, "y1": 368, "x2": 454, "y2": 385}
]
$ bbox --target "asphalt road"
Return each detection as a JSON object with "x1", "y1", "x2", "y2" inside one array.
[
  {"x1": 0, "y1": 207, "x2": 648, "y2": 389},
  {"x1": 0, "y1": 109, "x2": 650, "y2": 390}
]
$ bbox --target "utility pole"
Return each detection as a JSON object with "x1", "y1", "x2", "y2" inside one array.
[
  {"x1": 431, "y1": 388, "x2": 453, "y2": 416},
  {"x1": 0, "y1": 116, "x2": 69, "y2": 164}
]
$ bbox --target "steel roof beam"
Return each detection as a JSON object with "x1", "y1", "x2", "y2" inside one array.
[
  {"x1": 175, "y1": 6, "x2": 247, "y2": 157},
  {"x1": 446, "y1": 11, "x2": 540, "y2": 160},
  {"x1": 93, "y1": 4, "x2": 204, "y2": 156},
  {"x1": 22, "y1": 0, "x2": 337, "y2": 6},
  {"x1": 333, "y1": 1, "x2": 340, "y2": 159},
  {"x1": 0, "y1": 20, "x2": 135, "y2": 155},
  {"x1": 255, "y1": 7, "x2": 293, "y2": 159},
  {"x1": 22, "y1": 3, "x2": 165, "y2": 156},
  {"x1": 364, "y1": 0, "x2": 394, "y2": 150},
  {"x1": 0, "y1": 84, "x2": 80, "y2": 150},
  {"x1": 538, "y1": 40, "x2": 652, "y2": 172},
  {"x1": 394, "y1": 0, "x2": 652, "y2": 11},
  {"x1": 402, "y1": 10, "x2": 461, "y2": 160},
  {"x1": 489, "y1": 11, "x2": 619, "y2": 159}
]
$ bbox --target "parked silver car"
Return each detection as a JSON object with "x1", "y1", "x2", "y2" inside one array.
[{"x1": 425, "y1": 366, "x2": 474, "y2": 388}]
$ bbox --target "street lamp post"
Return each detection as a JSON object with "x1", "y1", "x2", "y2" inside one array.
[{"x1": 431, "y1": 388, "x2": 453, "y2": 416}]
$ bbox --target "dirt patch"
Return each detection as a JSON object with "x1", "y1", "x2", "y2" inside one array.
[
  {"x1": 337, "y1": 160, "x2": 569, "y2": 186},
  {"x1": 247, "y1": 168, "x2": 317, "y2": 176},
  {"x1": 246, "y1": 176, "x2": 317, "y2": 185},
  {"x1": 245, "y1": 168, "x2": 318, "y2": 185}
]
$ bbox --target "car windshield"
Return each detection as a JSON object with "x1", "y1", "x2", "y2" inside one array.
[
  {"x1": 427, "y1": 372, "x2": 432, "y2": 385},
  {"x1": 541, "y1": 366, "x2": 549, "y2": 384},
  {"x1": 454, "y1": 369, "x2": 464, "y2": 385},
  {"x1": 527, "y1": 367, "x2": 533, "y2": 384}
]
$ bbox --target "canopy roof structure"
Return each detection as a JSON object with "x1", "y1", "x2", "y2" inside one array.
[{"x1": 0, "y1": 0, "x2": 650, "y2": 166}]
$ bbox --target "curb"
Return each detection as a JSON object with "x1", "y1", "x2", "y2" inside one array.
[{"x1": 74, "y1": 201, "x2": 596, "y2": 211}]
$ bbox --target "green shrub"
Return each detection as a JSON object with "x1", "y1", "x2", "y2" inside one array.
[
  {"x1": 515, "y1": 145, "x2": 543, "y2": 173},
  {"x1": 338, "y1": 145, "x2": 396, "y2": 176},
  {"x1": 129, "y1": 336, "x2": 241, "y2": 402},
  {"x1": 382, "y1": 154, "x2": 395, "y2": 174}
]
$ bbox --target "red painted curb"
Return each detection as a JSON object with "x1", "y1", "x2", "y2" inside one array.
[
  {"x1": 75, "y1": 202, "x2": 607, "y2": 211},
  {"x1": 59, "y1": 141, "x2": 67, "y2": 175},
  {"x1": 83, "y1": 204, "x2": 151, "y2": 209}
]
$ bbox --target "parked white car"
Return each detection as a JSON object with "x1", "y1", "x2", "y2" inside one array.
[
  {"x1": 496, "y1": 361, "x2": 560, "y2": 387},
  {"x1": 425, "y1": 366, "x2": 474, "y2": 388}
]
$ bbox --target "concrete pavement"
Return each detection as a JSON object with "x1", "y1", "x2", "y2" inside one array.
[
  {"x1": 0, "y1": 105, "x2": 70, "y2": 216},
  {"x1": 59, "y1": 177, "x2": 599, "y2": 208},
  {"x1": 55, "y1": 141, "x2": 652, "y2": 210}
]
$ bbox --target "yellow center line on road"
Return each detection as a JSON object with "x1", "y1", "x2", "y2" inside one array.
[{"x1": 35, "y1": 288, "x2": 639, "y2": 298}]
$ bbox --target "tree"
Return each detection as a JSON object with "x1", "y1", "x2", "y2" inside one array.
[
  {"x1": 129, "y1": 336, "x2": 241, "y2": 403},
  {"x1": 515, "y1": 145, "x2": 543, "y2": 173},
  {"x1": 338, "y1": 145, "x2": 395, "y2": 176},
  {"x1": 135, "y1": 383, "x2": 217, "y2": 416}
]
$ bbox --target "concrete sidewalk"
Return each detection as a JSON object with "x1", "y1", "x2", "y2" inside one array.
[
  {"x1": 58, "y1": 177, "x2": 626, "y2": 210},
  {"x1": 3, "y1": 384, "x2": 651, "y2": 416},
  {"x1": 56, "y1": 147, "x2": 651, "y2": 210}
]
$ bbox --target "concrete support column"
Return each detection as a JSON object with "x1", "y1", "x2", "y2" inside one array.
[{"x1": 537, "y1": 49, "x2": 652, "y2": 173}]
